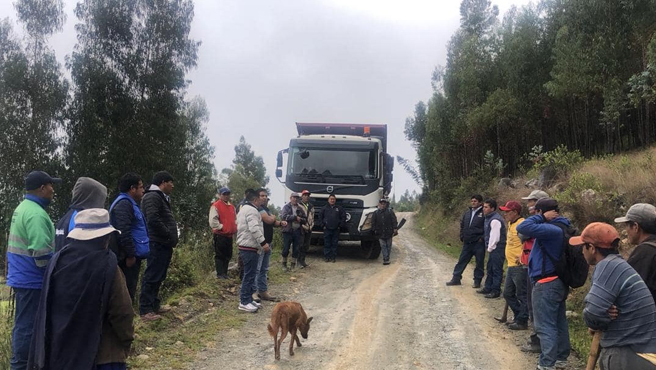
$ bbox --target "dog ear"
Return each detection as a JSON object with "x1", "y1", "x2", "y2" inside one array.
[{"x1": 306, "y1": 317, "x2": 313, "y2": 324}]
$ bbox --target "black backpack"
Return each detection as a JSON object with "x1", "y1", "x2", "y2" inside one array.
[{"x1": 539, "y1": 223, "x2": 589, "y2": 289}]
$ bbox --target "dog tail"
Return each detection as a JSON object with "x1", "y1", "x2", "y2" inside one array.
[{"x1": 267, "y1": 323, "x2": 275, "y2": 337}]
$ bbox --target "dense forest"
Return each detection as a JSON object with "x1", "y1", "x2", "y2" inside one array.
[{"x1": 405, "y1": 0, "x2": 656, "y2": 207}]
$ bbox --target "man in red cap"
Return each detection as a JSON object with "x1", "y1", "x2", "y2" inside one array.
[
  {"x1": 572, "y1": 222, "x2": 656, "y2": 370},
  {"x1": 499, "y1": 201, "x2": 528, "y2": 330}
]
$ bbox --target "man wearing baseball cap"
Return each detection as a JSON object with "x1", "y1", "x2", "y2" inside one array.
[
  {"x1": 499, "y1": 201, "x2": 528, "y2": 330},
  {"x1": 7, "y1": 171, "x2": 60, "y2": 370},
  {"x1": 299, "y1": 190, "x2": 314, "y2": 268},
  {"x1": 209, "y1": 187, "x2": 237, "y2": 279},
  {"x1": 280, "y1": 192, "x2": 307, "y2": 270},
  {"x1": 615, "y1": 203, "x2": 656, "y2": 303},
  {"x1": 572, "y1": 222, "x2": 656, "y2": 369}
]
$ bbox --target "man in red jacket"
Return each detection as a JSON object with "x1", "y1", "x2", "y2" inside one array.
[{"x1": 210, "y1": 187, "x2": 237, "y2": 279}]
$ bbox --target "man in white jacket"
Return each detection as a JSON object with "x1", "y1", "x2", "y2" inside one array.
[{"x1": 236, "y1": 189, "x2": 270, "y2": 312}]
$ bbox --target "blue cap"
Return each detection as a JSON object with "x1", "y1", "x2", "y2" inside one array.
[
  {"x1": 219, "y1": 187, "x2": 231, "y2": 194},
  {"x1": 25, "y1": 171, "x2": 61, "y2": 191}
]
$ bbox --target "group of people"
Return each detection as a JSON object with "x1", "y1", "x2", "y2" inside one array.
[
  {"x1": 446, "y1": 190, "x2": 656, "y2": 370},
  {"x1": 7, "y1": 170, "x2": 179, "y2": 370}
]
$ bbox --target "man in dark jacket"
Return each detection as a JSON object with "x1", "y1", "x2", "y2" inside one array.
[
  {"x1": 319, "y1": 194, "x2": 346, "y2": 263},
  {"x1": 371, "y1": 198, "x2": 398, "y2": 265},
  {"x1": 447, "y1": 195, "x2": 486, "y2": 288},
  {"x1": 109, "y1": 172, "x2": 148, "y2": 301},
  {"x1": 139, "y1": 171, "x2": 178, "y2": 321},
  {"x1": 615, "y1": 203, "x2": 656, "y2": 303},
  {"x1": 280, "y1": 192, "x2": 307, "y2": 271},
  {"x1": 55, "y1": 177, "x2": 107, "y2": 251}
]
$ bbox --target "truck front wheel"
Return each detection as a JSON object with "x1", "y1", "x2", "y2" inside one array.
[{"x1": 360, "y1": 240, "x2": 381, "y2": 260}]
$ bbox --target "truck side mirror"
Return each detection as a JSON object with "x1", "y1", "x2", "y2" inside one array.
[
  {"x1": 275, "y1": 169, "x2": 283, "y2": 178},
  {"x1": 276, "y1": 150, "x2": 283, "y2": 167}
]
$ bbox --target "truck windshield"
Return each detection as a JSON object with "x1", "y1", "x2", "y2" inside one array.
[{"x1": 288, "y1": 147, "x2": 378, "y2": 180}]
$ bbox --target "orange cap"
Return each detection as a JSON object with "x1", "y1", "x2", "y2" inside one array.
[{"x1": 569, "y1": 222, "x2": 619, "y2": 249}]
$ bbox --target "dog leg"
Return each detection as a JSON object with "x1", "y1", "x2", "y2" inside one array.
[
  {"x1": 294, "y1": 333, "x2": 302, "y2": 347},
  {"x1": 274, "y1": 327, "x2": 280, "y2": 360},
  {"x1": 289, "y1": 327, "x2": 297, "y2": 356}
]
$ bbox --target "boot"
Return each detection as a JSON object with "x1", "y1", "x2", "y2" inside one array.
[
  {"x1": 299, "y1": 256, "x2": 308, "y2": 268},
  {"x1": 290, "y1": 258, "x2": 297, "y2": 270},
  {"x1": 282, "y1": 258, "x2": 288, "y2": 272},
  {"x1": 258, "y1": 291, "x2": 280, "y2": 302}
]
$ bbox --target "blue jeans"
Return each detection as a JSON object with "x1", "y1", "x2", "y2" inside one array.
[
  {"x1": 255, "y1": 249, "x2": 271, "y2": 292},
  {"x1": 11, "y1": 287, "x2": 41, "y2": 370},
  {"x1": 533, "y1": 278, "x2": 570, "y2": 367},
  {"x1": 484, "y1": 247, "x2": 505, "y2": 293},
  {"x1": 380, "y1": 238, "x2": 392, "y2": 261},
  {"x1": 239, "y1": 250, "x2": 259, "y2": 305},
  {"x1": 282, "y1": 229, "x2": 303, "y2": 259},
  {"x1": 452, "y1": 241, "x2": 485, "y2": 283},
  {"x1": 139, "y1": 242, "x2": 173, "y2": 315},
  {"x1": 324, "y1": 228, "x2": 339, "y2": 259},
  {"x1": 504, "y1": 266, "x2": 529, "y2": 324}
]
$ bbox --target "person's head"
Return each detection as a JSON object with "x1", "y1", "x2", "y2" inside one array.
[
  {"x1": 119, "y1": 173, "x2": 144, "y2": 202},
  {"x1": 71, "y1": 177, "x2": 107, "y2": 208},
  {"x1": 483, "y1": 199, "x2": 497, "y2": 216},
  {"x1": 302, "y1": 190, "x2": 311, "y2": 203},
  {"x1": 378, "y1": 198, "x2": 390, "y2": 209},
  {"x1": 328, "y1": 194, "x2": 337, "y2": 205},
  {"x1": 257, "y1": 188, "x2": 268, "y2": 206},
  {"x1": 245, "y1": 188, "x2": 260, "y2": 206},
  {"x1": 68, "y1": 208, "x2": 119, "y2": 248},
  {"x1": 25, "y1": 171, "x2": 61, "y2": 200},
  {"x1": 152, "y1": 171, "x2": 174, "y2": 195},
  {"x1": 290, "y1": 192, "x2": 301, "y2": 205},
  {"x1": 570, "y1": 222, "x2": 620, "y2": 265},
  {"x1": 522, "y1": 190, "x2": 549, "y2": 215},
  {"x1": 499, "y1": 201, "x2": 522, "y2": 222},
  {"x1": 534, "y1": 198, "x2": 559, "y2": 217},
  {"x1": 219, "y1": 187, "x2": 231, "y2": 203},
  {"x1": 471, "y1": 194, "x2": 483, "y2": 208},
  {"x1": 615, "y1": 203, "x2": 656, "y2": 245}
]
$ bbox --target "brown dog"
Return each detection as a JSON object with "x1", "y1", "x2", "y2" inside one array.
[{"x1": 267, "y1": 301, "x2": 313, "y2": 360}]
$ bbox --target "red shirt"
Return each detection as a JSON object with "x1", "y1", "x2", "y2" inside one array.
[{"x1": 213, "y1": 200, "x2": 237, "y2": 236}]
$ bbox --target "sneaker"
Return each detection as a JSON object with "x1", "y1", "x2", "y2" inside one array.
[
  {"x1": 555, "y1": 360, "x2": 567, "y2": 369},
  {"x1": 140, "y1": 312, "x2": 162, "y2": 322},
  {"x1": 536, "y1": 366, "x2": 555, "y2": 370},
  {"x1": 383, "y1": 260, "x2": 390, "y2": 265},
  {"x1": 252, "y1": 292, "x2": 261, "y2": 303},
  {"x1": 446, "y1": 280, "x2": 462, "y2": 286},
  {"x1": 238, "y1": 303, "x2": 259, "y2": 312},
  {"x1": 252, "y1": 301, "x2": 262, "y2": 308}
]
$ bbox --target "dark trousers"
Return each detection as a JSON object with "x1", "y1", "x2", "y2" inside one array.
[
  {"x1": 282, "y1": 229, "x2": 303, "y2": 259},
  {"x1": 11, "y1": 288, "x2": 40, "y2": 370},
  {"x1": 323, "y1": 228, "x2": 339, "y2": 259},
  {"x1": 484, "y1": 247, "x2": 505, "y2": 293},
  {"x1": 452, "y1": 241, "x2": 485, "y2": 283},
  {"x1": 504, "y1": 266, "x2": 529, "y2": 324},
  {"x1": 139, "y1": 242, "x2": 173, "y2": 315},
  {"x1": 299, "y1": 232, "x2": 311, "y2": 261},
  {"x1": 600, "y1": 346, "x2": 656, "y2": 370},
  {"x1": 118, "y1": 257, "x2": 142, "y2": 302},
  {"x1": 213, "y1": 234, "x2": 233, "y2": 278},
  {"x1": 239, "y1": 250, "x2": 259, "y2": 305}
]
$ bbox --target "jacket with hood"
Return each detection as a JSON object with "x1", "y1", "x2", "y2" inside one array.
[
  {"x1": 236, "y1": 202, "x2": 266, "y2": 251},
  {"x1": 141, "y1": 185, "x2": 178, "y2": 248},
  {"x1": 55, "y1": 177, "x2": 107, "y2": 252},
  {"x1": 516, "y1": 214, "x2": 572, "y2": 281}
]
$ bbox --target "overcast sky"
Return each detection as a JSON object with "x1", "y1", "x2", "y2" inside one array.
[{"x1": 1, "y1": 0, "x2": 531, "y2": 205}]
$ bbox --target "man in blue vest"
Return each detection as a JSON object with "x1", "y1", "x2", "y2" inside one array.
[
  {"x1": 110, "y1": 172, "x2": 149, "y2": 302},
  {"x1": 476, "y1": 199, "x2": 507, "y2": 299}
]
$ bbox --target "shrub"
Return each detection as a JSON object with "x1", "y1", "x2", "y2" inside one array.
[{"x1": 534, "y1": 145, "x2": 584, "y2": 176}]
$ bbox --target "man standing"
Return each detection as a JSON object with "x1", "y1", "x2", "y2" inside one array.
[
  {"x1": 139, "y1": 171, "x2": 178, "y2": 321},
  {"x1": 280, "y1": 193, "x2": 307, "y2": 271},
  {"x1": 615, "y1": 203, "x2": 656, "y2": 303},
  {"x1": 371, "y1": 198, "x2": 398, "y2": 265},
  {"x1": 572, "y1": 222, "x2": 656, "y2": 370},
  {"x1": 476, "y1": 199, "x2": 506, "y2": 299},
  {"x1": 319, "y1": 194, "x2": 346, "y2": 263},
  {"x1": 28, "y1": 209, "x2": 134, "y2": 370},
  {"x1": 109, "y1": 173, "x2": 149, "y2": 301},
  {"x1": 516, "y1": 198, "x2": 572, "y2": 370},
  {"x1": 54, "y1": 177, "x2": 107, "y2": 251},
  {"x1": 498, "y1": 201, "x2": 528, "y2": 330},
  {"x1": 299, "y1": 190, "x2": 314, "y2": 268},
  {"x1": 209, "y1": 187, "x2": 237, "y2": 279},
  {"x1": 254, "y1": 189, "x2": 286, "y2": 302},
  {"x1": 7, "y1": 171, "x2": 60, "y2": 370},
  {"x1": 236, "y1": 189, "x2": 269, "y2": 313},
  {"x1": 447, "y1": 195, "x2": 486, "y2": 288}
]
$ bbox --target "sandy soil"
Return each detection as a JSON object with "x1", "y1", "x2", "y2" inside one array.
[{"x1": 192, "y1": 213, "x2": 582, "y2": 370}]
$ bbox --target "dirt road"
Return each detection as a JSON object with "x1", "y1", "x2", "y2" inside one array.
[{"x1": 193, "y1": 214, "x2": 580, "y2": 370}]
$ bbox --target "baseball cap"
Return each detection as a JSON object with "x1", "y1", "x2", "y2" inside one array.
[
  {"x1": 499, "y1": 201, "x2": 522, "y2": 213},
  {"x1": 614, "y1": 203, "x2": 656, "y2": 227},
  {"x1": 379, "y1": 198, "x2": 390, "y2": 203},
  {"x1": 219, "y1": 187, "x2": 231, "y2": 194},
  {"x1": 522, "y1": 190, "x2": 549, "y2": 201},
  {"x1": 301, "y1": 190, "x2": 311, "y2": 195},
  {"x1": 534, "y1": 198, "x2": 559, "y2": 213},
  {"x1": 569, "y1": 222, "x2": 620, "y2": 249},
  {"x1": 290, "y1": 192, "x2": 301, "y2": 198},
  {"x1": 25, "y1": 171, "x2": 61, "y2": 190}
]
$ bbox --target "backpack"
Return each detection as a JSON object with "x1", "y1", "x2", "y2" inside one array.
[{"x1": 539, "y1": 223, "x2": 589, "y2": 289}]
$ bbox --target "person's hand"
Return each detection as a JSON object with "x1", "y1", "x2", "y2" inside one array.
[
  {"x1": 393, "y1": 229, "x2": 398, "y2": 236},
  {"x1": 263, "y1": 244, "x2": 271, "y2": 253},
  {"x1": 296, "y1": 216, "x2": 302, "y2": 222},
  {"x1": 280, "y1": 221, "x2": 288, "y2": 227},
  {"x1": 515, "y1": 257, "x2": 521, "y2": 265},
  {"x1": 126, "y1": 256, "x2": 136, "y2": 268},
  {"x1": 608, "y1": 305, "x2": 619, "y2": 320},
  {"x1": 543, "y1": 210, "x2": 559, "y2": 221}
]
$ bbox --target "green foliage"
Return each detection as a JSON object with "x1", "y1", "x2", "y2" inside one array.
[
  {"x1": 160, "y1": 231, "x2": 215, "y2": 301},
  {"x1": 533, "y1": 145, "x2": 584, "y2": 175},
  {"x1": 221, "y1": 136, "x2": 269, "y2": 201},
  {"x1": 392, "y1": 190, "x2": 420, "y2": 212}
]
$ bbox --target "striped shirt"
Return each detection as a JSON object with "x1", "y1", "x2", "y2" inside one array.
[{"x1": 584, "y1": 254, "x2": 656, "y2": 352}]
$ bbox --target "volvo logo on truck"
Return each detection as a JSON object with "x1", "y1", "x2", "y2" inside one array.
[{"x1": 275, "y1": 123, "x2": 394, "y2": 260}]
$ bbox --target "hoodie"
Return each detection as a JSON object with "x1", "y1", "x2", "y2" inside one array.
[
  {"x1": 516, "y1": 214, "x2": 572, "y2": 281},
  {"x1": 55, "y1": 177, "x2": 107, "y2": 251}
]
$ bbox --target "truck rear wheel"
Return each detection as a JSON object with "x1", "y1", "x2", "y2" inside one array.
[{"x1": 360, "y1": 240, "x2": 381, "y2": 260}]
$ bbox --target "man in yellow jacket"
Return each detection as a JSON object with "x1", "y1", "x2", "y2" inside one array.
[{"x1": 499, "y1": 200, "x2": 528, "y2": 330}]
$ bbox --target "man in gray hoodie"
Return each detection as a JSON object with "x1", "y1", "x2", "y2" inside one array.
[{"x1": 55, "y1": 177, "x2": 108, "y2": 251}]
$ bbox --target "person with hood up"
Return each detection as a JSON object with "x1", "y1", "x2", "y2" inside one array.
[{"x1": 54, "y1": 177, "x2": 107, "y2": 252}]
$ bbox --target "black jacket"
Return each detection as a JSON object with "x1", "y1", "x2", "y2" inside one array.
[
  {"x1": 460, "y1": 206, "x2": 485, "y2": 244},
  {"x1": 110, "y1": 198, "x2": 137, "y2": 260},
  {"x1": 371, "y1": 208, "x2": 398, "y2": 239},
  {"x1": 319, "y1": 204, "x2": 346, "y2": 230},
  {"x1": 141, "y1": 188, "x2": 178, "y2": 248},
  {"x1": 627, "y1": 235, "x2": 656, "y2": 303}
]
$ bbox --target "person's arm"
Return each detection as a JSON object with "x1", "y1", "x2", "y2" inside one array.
[
  {"x1": 487, "y1": 219, "x2": 501, "y2": 252},
  {"x1": 142, "y1": 195, "x2": 169, "y2": 237},
  {"x1": 107, "y1": 268, "x2": 135, "y2": 349},
  {"x1": 260, "y1": 209, "x2": 277, "y2": 225},
  {"x1": 26, "y1": 213, "x2": 55, "y2": 269},
  {"x1": 245, "y1": 210, "x2": 266, "y2": 250},
  {"x1": 208, "y1": 205, "x2": 223, "y2": 231},
  {"x1": 460, "y1": 210, "x2": 466, "y2": 242},
  {"x1": 280, "y1": 204, "x2": 296, "y2": 223},
  {"x1": 515, "y1": 214, "x2": 562, "y2": 240},
  {"x1": 583, "y1": 271, "x2": 618, "y2": 331},
  {"x1": 112, "y1": 201, "x2": 136, "y2": 258},
  {"x1": 391, "y1": 210, "x2": 398, "y2": 230}
]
